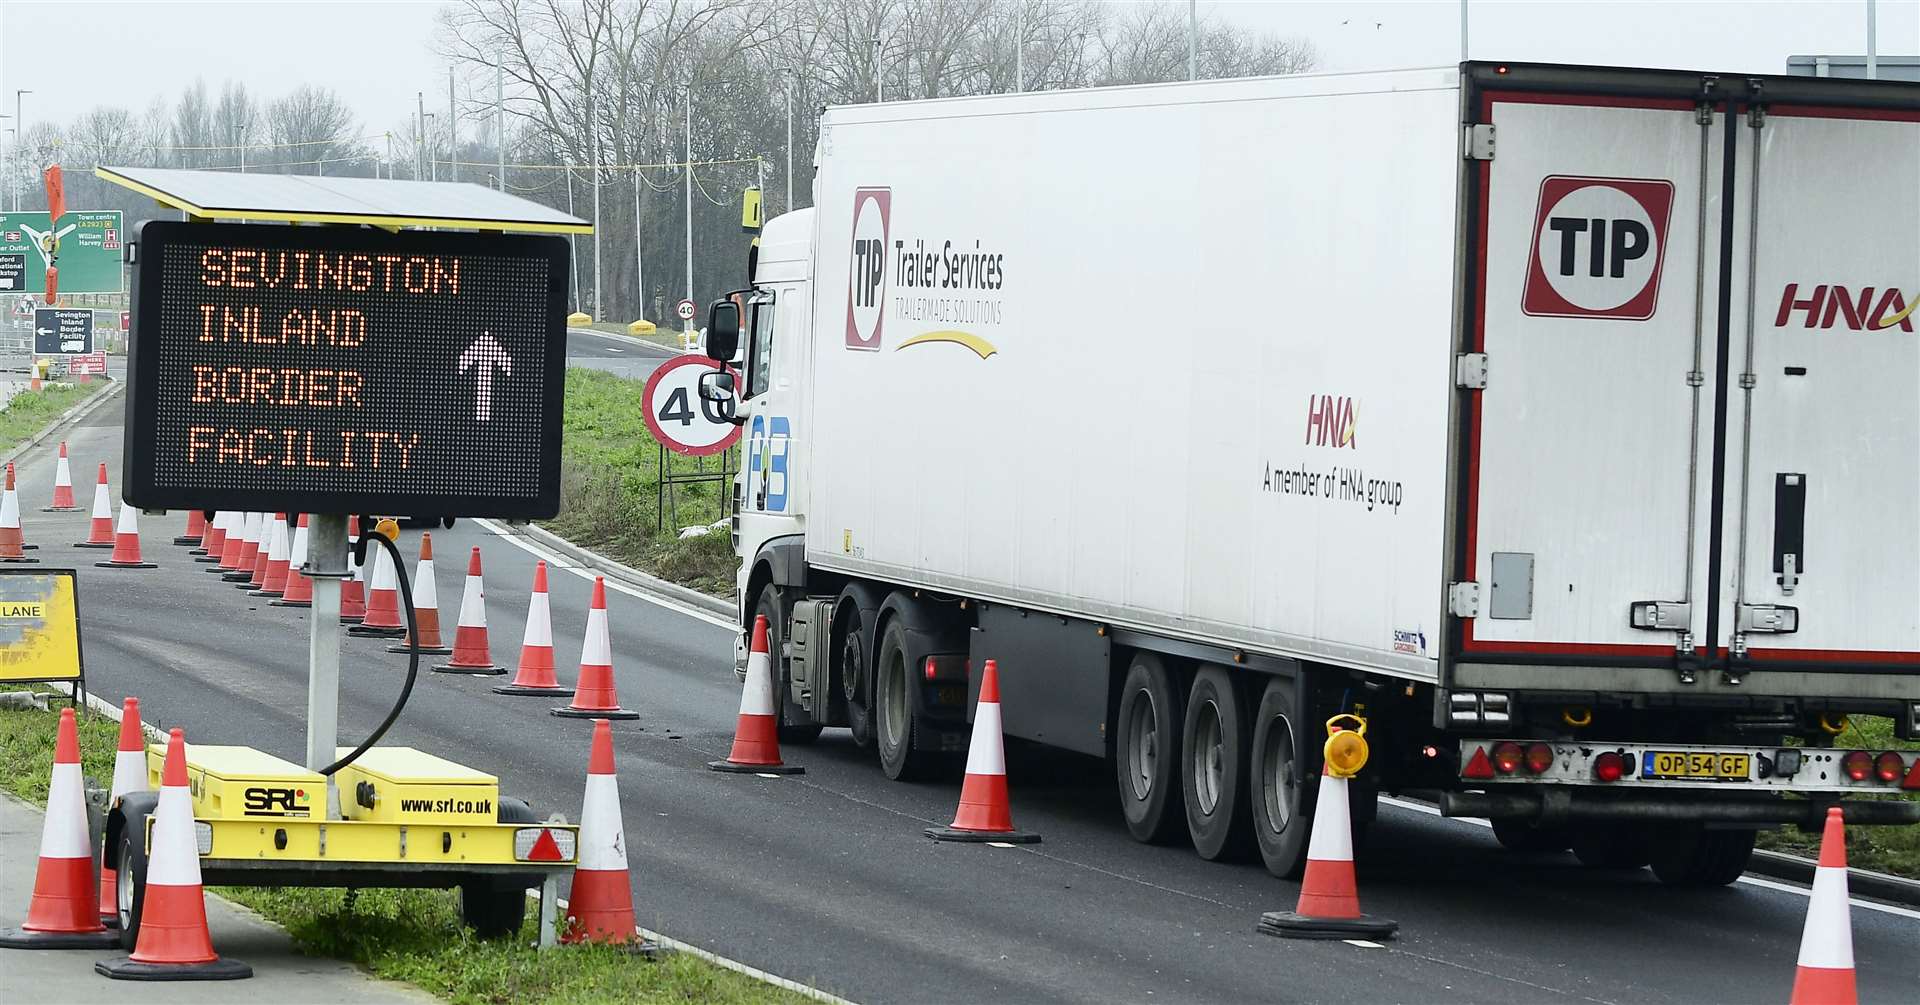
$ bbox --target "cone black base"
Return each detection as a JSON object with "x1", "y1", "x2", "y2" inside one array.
[
  {"x1": 492, "y1": 684, "x2": 572, "y2": 696},
  {"x1": 269, "y1": 599, "x2": 312, "y2": 608},
  {"x1": 73, "y1": 542, "x2": 114, "y2": 549},
  {"x1": 41, "y1": 507, "x2": 82, "y2": 513},
  {"x1": 220, "y1": 572, "x2": 252, "y2": 582},
  {"x1": 339, "y1": 615, "x2": 365, "y2": 624},
  {"x1": 95, "y1": 955, "x2": 254, "y2": 981},
  {"x1": 22, "y1": 543, "x2": 37, "y2": 550},
  {"x1": 101, "y1": 914, "x2": 120, "y2": 929},
  {"x1": 924, "y1": 826, "x2": 1041, "y2": 844},
  {"x1": 551, "y1": 706, "x2": 639, "y2": 720},
  {"x1": 246, "y1": 590, "x2": 285, "y2": 599},
  {"x1": 0, "y1": 925, "x2": 121, "y2": 948},
  {"x1": 1, "y1": 556, "x2": 40, "y2": 564},
  {"x1": 346, "y1": 625, "x2": 406, "y2": 638},
  {"x1": 434, "y1": 663, "x2": 506, "y2": 676},
  {"x1": 194, "y1": 556, "x2": 220, "y2": 564},
  {"x1": 709, "y1": 760, "x2": 803, "y2": 774},
  {"x1": 388, "y1": 643, "x2": 454, "y2": 655},
  {"x1": 171, "y1": 536, "x2": 200, "y2": 545},
  {"x1": 95, "y1": 561, "x2": 158, "y2": 570},
  {"x1": 1257, "y1": 911, "x2": 1397, "y2": 941},
  {"x1": 205, "y1": 564, "x2": 235, "y2": 573}
]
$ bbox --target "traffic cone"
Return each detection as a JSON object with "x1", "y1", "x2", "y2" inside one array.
[
  {"x1": 493, "y1": 561, "x2": 570, "y2": 696},
  {"x1": 214, "y1": 512, "x2": 249, "y2": 574},
  {"x1": 553, "y1": 578, "x2": 639, "y2": 720},
  {"x1": 195, "y1": 511, "x2": 230, "y2": 563},
  {"x1": 250, "y1": 514, "x2": 291, "y2": 596},
  {"x1": 219, "y1": 512, "x2": 260, "y2": 579},
  {"x1": 435, "y1": 547, "x2": 504, "y2": 675},
  {"x1": 173, "y1": 509, "x2": 206, "y2": 547},
  {"x1": 349, "y1": 540, "x2": 405, "y2": 638},
  {"x1": 340, "y1": 520, "x2": 367, "y2": 624},
  {"x1": 561, "y1": 719, "x2": 655, "y2": 950},
  {"x1": 75, "y1": 463, "x2": 114, "y2": 548},
  {"x1": 42, "y1": 441, "x2": 78, "y2": 511},
  {"x1": 94, "y1": 728, "x2": 252, "y2": 981},
  {"x1": 0, "y1": 464, "x2": 38, "y2": 564},
  {"x1": 709, "y1": 614, "x2": 802, "y2": 775},
  {"x1": 1258, "y1": 765, "x2": 1397, "y2": 940},
  {"x1": 100, "y1": 698, "x2": 149, "y2": 928},
  {"x1": 242, "y1": 514, "x2": 280, "y2": 590},
  {"x1": 389, "y1": 534, "x2": 451, "y2": 655},
  {"x1": 1789, "y1": 807, "x2": 1857, "y2": 1005},
  {"x1": 926, "y1": 660, "x2": 1037, "y2": 842},
  {"x1": 272, "y1": 516, "x2": 313, "y2": 608},
  {"x1": 0, "y1": 708, "x2": 119, "y2": 949},
  {"x1": 95, "y1": 503, "x2": 158, "y2": 569}
]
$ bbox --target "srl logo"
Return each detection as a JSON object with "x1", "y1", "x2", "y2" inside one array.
[
  {"x1": 1522, "y1": 175, "x2": 1674, "y2": 321},
  {"x1": 845, "y1": 187, "x2": 891, "y2": 351}
]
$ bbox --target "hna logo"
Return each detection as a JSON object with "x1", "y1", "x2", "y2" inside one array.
[
  {"x1": 1305, "y1": 395, "x2": 1357, "y2": 449},
  {"x1": 845, "y1": 187, "x2": 891, "y2": 351},
  {"x1": 1773, "y1": 284, "x2": 1916, "y2": 332},
  {"x1": 1522, "y1": 175, "x2": 1674, "y2": 321}
]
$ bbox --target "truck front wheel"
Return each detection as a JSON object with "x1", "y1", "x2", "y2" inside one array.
[
  {"x1": 1114, "y1": 653, "x2": 1184, "y2": 845},
  {"x1": 875, "y1": 618, "x2": 939, "y2": 781},
  {"x1": 1249, "y1": 677, "x2": 1310, "y2": 878},
  {"x1": 1181, "y1": 666, "x2": 1253, "y2": 861}
]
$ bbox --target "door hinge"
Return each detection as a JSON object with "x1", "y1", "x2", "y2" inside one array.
[
  {"x1": 1448, "y1": 581, "x2": 1481, "y2": 618},
  {"x1": 1455, "y1": 352, "x2": 1488, "y2": 389},
  {"x1": 1463, "y1": 123, "x2": 1496, "y2": 161},
  {"x1": 1629, "y1": 600, "x2": 1691, "y2": 632},
  {"x1": 1736, "y1": 604, "x2": 1798, "y2": 634}
]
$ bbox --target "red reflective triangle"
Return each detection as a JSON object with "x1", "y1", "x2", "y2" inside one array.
[
  {"x1": 1902, "y1": 757, "x2": 1920, "y2": 791},
  {"x1": 527, "y1": 828, "x2": 564, "y2": 862},
  {"x1": 1462, "y1": 745, "x2": 1495, "y2": 780}
]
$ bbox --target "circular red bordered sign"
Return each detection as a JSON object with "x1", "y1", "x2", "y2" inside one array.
[{"x1": 641, "y1": 354, "x2": 743, "y2": 457}]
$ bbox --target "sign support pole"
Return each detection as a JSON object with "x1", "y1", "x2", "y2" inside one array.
[{"x1": 304, "y1": 513, "x2": 349, "y2": 820}]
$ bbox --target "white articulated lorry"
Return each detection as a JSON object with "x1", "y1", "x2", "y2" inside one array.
[{"x1": 694, "y1": 62, "x2": 1920, "y2": 884}]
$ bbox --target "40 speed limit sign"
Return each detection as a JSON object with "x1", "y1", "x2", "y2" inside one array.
[{"x1": 642, "y1": 355, "x2": 742, "y2": 456}]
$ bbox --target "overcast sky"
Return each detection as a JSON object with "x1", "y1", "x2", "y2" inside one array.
[{"x1": 0, "y1": 0, "x2": 1914, "y2": 138}]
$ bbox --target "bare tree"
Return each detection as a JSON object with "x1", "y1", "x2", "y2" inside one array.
[
  {"x1": 213, "y1": 82, "x2": 262, "y2": 168},
  {"x1": 266, "y1": 84, "x2": 363, "y2": 175}
]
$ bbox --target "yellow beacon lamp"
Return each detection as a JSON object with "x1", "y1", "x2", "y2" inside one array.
[{"x1": 1323, "y1": 714, "x2": 1370, "y2": 778}]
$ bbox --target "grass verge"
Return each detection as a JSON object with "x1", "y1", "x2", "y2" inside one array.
[
  {"x1": 0, "y1": 696, "x2": 804, "y2": 1004},
  {"x1": 0, "y1": 380, "x2": 104, "y2": 450},
  {"x1": 550, "y1": 367, "x2": 737, "y2": 596}
]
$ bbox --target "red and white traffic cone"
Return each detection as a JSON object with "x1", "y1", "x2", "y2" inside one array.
[
  {"x1": 243, "y1": 514, "x2": 280, "y2": 590},
  {"x1": 1789, "y1": 807, "x2": 1857, "y2": 1005},
  {"x1": 926, "y1": 660, "x2": 1037, "y2": 842},
  {"x1": 389, "y1": 534, "x2": 451, "y2": 655},
  {"x1": 0, "y1": 708, "x2": 119, "y2": 949},
  {"x1": 75, "y1": 463, "x2": 115, "y2": 549},
  {"x1": 349, "y1": 539, "x2": 405, "y2": 638},
  {"x1": 272, "y1": 516, "x2": 313, "y2": 608},
  {"x1": 250, "y1": 514, "x2": 291, "y2": 596},
  {"x1": 42, "y1": 441, "x2": 78, "y2": 511},
  {"x1": 0, "y1": 464, "x2": 37, "y2": 564},
  {"x1": 494, "y1": 561, "x2": 570, "y2": 696},
  {"x1": 1258, "y1": 765, "x2": 1397, "y2": 940},
  {"x1": 436, "y1": 547, "x2": 504, "y2": 675},
  {"x1": 709, "y1": 614, "x2": 802, "y2": 775},
  {"x1": 553, "y1": 577, "x2": 638, "y2": 720},
  {"x1": 195, "y1": 511, "x2": 230, "y2": 563},
  {"x1": 340, "y1": 520, "x2": 367, "y2": 624},
  {"x1": 562, "y1": 719, "x2": 655, "y2": 950},
  {"x1": 95, "y1": 728, "x2": 252, "y2": 981},
  {"x1": 174, "y1": 509, "x2": 206, "y2": 548},
  {"x1": 214, "y1": 512, "x2": 252, "y2": 575},
  {"x1": 100, "y1": 698, "x2": 149, "y2": 928},
  {"x1": 219, "y1": 512, "x2": 260, "y2": 579},
  {"x1": 95, "y1": 503, "x2": 158, "y2": 569}
]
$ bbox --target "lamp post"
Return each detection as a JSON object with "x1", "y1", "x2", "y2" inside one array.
[{"x1": 13, "y1": 91, "x2": 31, "y2": 211}]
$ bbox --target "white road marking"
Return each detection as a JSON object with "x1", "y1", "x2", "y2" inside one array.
[
  {"x1": 472, "y1": 518, "x2": 737, "y2": 630},
  {"x1": 1379, "y1": 795, "x2": 1920, "y2": 919},
  {"x1": 1344, "y1": 939, "x2": 1385, "y2": 949},
  {"x1": 987, "y1": 841, "x2": 1016, "y2": 848}
]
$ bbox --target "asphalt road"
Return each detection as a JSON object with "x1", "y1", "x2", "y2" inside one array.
[
  {"x1": 14, "y1": 393, "x2": 1918, "y2": 1004},
  {"x1": 566, "y1": 327, "x2": 678, "y2": 380}
]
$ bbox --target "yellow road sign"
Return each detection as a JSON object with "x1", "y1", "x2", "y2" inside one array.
[{"x1": 0, "y1": 569, "x2": 83, "y2": 684}]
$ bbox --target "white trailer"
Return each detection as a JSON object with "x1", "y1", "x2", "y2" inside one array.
[{"x1": 698, "y1": 62, "x2": 1920, "y2": 883}]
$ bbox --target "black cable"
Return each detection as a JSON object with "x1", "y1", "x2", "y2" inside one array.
[{"x1": 320, "y1": 528, "x2": 417, "y2": 777}]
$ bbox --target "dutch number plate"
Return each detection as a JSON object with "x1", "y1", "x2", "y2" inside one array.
[{"x1": 1642, "y1": 751, "x2": 1751, "y2": 780}]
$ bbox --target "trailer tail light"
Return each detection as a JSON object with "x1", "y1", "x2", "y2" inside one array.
[
  {"x1": 514, "y1": 827, "x2": 576, "y2": 863},
  {"x1": 1841, "y1": 750, "x2": 1872, "y2": 782},
  {"x1": 1462, "y1": 745, "x2": 1495, "y2": 780},
  {"x1": 194, "y1": 821, "x2": 213, "y2": 856},
  {"x1": 1874, "y1": 751, "x2": 1904, "y2": 783},
  {"x1": 1904, "y1": 758, "x2": 1920, "y2": 791},
  {"x1": 1523, "y1": 743, "x2": 1553, "y2": 775},
  {"x1": 1491, "y1": 742, "x2": 1524, "y2": 775},
  {"x1": 1593, "y1": 751, "x2": 1626, "y2": 783},
  {"x1": 923, "y1": 654, "x2": 967, "y2": 682}
]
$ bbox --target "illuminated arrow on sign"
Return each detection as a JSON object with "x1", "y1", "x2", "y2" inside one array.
[{"x1": 457, "y1": 332, "x2": 513, "y2": 422}]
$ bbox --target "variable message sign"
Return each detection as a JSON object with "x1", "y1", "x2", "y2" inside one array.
[
  {"x1": 124, "y1": 220, "x2": 570, "y2": 517},
  {"x1": 0, "y1": 211, "x2": 125, "y2": 295},
  {"x1": 33, "y1": 308, "x2": 93, "y2": 354}
]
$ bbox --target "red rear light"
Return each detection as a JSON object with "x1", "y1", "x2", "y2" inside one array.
[
  {"x1": 1491, "y1": 741, "x2": 1524, "y2": 775},
  {"x1": 924, "y1": 657, "x2": 937, "y2": 681},
  {"x1": 1523, "y1": 743, "x2": 1553, "y2": 775},
  {"x1": 1841, "y1": 750, "x2": 1872, "y2": 782},
  {"x1": 1874, "y1": 751, "x2": 1904, "y2": 783},
  {"x1": 1593, "y1": 751, "x2": 1626, "y2": 783}
]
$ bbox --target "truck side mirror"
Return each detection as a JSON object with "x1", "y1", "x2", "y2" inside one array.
[
  {"x1": 697, "y1": 369, "x2": 744, "y2": 424},
  {"x1": 706, "y1": 300, "x2": 740, "y2": 362}
]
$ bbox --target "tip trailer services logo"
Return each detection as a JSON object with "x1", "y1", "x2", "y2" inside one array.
[
  {"x1": 846, "y1": 187, "x2": 891, "y2": 351},
  {"x1": 1522, "y1": 176, "x2": 1674, "y2": 321}
]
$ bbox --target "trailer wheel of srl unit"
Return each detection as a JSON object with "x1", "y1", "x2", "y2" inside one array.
[
  {"x1": 458, "y1": 797, "x2": 537, "y2": 939},
  {"x1": 754, "y1": 585, "x2": 823, "y2": 746},
  {"x1": 874, "y1": 617, "x2": 941, "y2": 781},
  {"x1": 1491, "y1": 818, "x2": 1575, "y2": 855},
  {"x1": 1181, "y1": 667, "x2": 1254, "y2": 861},
  {"x1": 1248, "y1": 677, "x2": 1313, "y2": 878},
  {"x1": 1647, "y1": 825, "x2": 1756, "y2": 888},
  {"x1": 1113, "y1": 653, "x2": 1186, "y2": 845},
  {"x1": 111, "y1": 793, "x2": 158, "y2": 951}
]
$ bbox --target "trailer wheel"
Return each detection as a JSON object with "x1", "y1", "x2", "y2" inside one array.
[
  {"x1": 1491, "y1": 818, "x2": 1574, "y2": 854},
  {"x1": 461, "y1": 797, "x2": 537, "y2": 939},
  {"x1": 113, "y1": 812, "x2": 150, "y2": 952},
  {"x1": 756, "y1": 586, "x2": 822, "y2": 746},
  {"x1": 1648, "y1": 825, "x2": 1755, "y2": 887},
  {"x1": 1248, "y1": 678, "x2": 1309, "y2": 877},
  {"x1": 875, "y1": 618, "x2": 938, "y2": 781},
  {"x1": 1114, "y1": 654, "x2": 1184, "y2": 844},
  {"x1": 1181, "y1": 666, "x2": 1253, "y2": 861},
  {"x1": 1570, "y1": 823, "x2": 1652, "y2": 870}
]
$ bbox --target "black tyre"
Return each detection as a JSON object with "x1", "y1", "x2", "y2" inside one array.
[
  {"x1": 1649, "y1": 826, "x2": 1755, "y2": 887},
  {"x1": 1491, "y1": 818, "x2": 1574, "y2": 854},
  {"x1": 1114, "y1": 654, "x2": 1184, "y2": 844},
  {"x1": 113, "y1": 815, "x2": 149, "y2": 952},
  {"x1": 1248, "y1": 677, "x2": 1311, "y2": 877},
  {"x1": 755, "y1": 587, "x2": 823, "y2": 746},
  {"x1": 1181, "y1": 666, "x2": 1253, "y2": 861},
  {"x1": 1570, "y1": 822, "x2": 1652, "y2": 869},
  {"x1": 838, "y1": 605, "x2": 875, "y2": 749},
  {"x1": 460, "y1": 882, "x2": 527, "y2": 939},
  {"x1": 875, "y1": 617, "x2": 939, "y2": 781}
]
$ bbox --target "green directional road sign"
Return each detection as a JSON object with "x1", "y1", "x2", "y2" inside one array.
[{"x1": 0, "y1": 211, "x2": 125, "y2": 295}]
